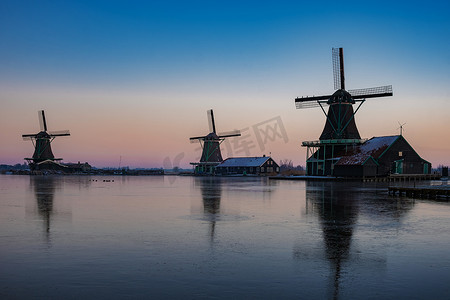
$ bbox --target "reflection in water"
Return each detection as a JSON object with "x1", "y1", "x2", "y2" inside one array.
[
  {"x1": 301, "y1": 182, "x2": 414, "y2": 300},
  {"x1": 305, "y1": 182, "x2": 357, "y2": 300},
  {"x1": 197, "y1": 177, "x2": 223, "y2": 243},
  {"x1": 31, "y1": 176, "x2": 57, "y2": 235},
  {"x1": 29, "y1": 176, "x2": 86, "y2": 243}
]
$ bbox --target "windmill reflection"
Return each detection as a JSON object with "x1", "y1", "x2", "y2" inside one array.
[
  {"x1": 197, "y1": 177, "x2": 222, "y2": 243},
  {"x1": 306, "y1": 182, "x2": 357, "y2": 300},
  {"x1": 31, "y1": 176, "x2": 57, "y2": 239},
  {"x1": 299, "y1": 181, "x2": 415, "y2": 300}
]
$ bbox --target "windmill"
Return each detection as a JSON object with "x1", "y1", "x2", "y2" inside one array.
[
  {"x1": 190, "y1": 109, "x2": 241, "y2": 174},
  {"x1": 22, "y1": 110, "x2": 70, "y2": 168},
  {"x1": 295, "y1": 48, "x2": 393, "y2": 176},
  {"x1": 296, "y1": 48, "x2": 393, "y2": 140}
]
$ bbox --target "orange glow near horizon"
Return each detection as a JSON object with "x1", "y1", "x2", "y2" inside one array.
[{"x1": 2, "y1": 92, "x2": 449, "y2": 169}]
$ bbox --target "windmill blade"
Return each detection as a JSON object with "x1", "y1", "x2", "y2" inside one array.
[
  {"x1": 295, "y1": 95, "x2": 331, "y2": 109},
  {"x1": 332, "y1": 47, "x2": 345, "y2": 90},
  {"x1": 218, "y1": 133, "x2": 241, "y2": 138},
  {"x1": 190, "y1": 135, "x2": 208, "y2": 141},
  {"x1": 349, "y1": 85, "x2": 393, "y2": 99},
  {"x1": 295, "y1": 95, "x2": 332, "y2": 102},
  {"x1": 218, "y1": 130, "x2": 241, "y2": 138},
  {"x1": 332, "y1": 48, "x2": 342, "y2": 90},
  {"x1": 22, "y1": 136, "x2": 33, "y2": 141},
  {"x1": 207, "y1": 109, "x2": 216, "y2": 134},
  {"x1": 49, "y1": 130, "x2": 70, "y2": 136},
  {"x1": 295, "y1": 101, "x2": 328, "y2": 109},
  {"x1": 22, "y1": 133, "x2": 37, "y2": 138},
  {"x1": 38, "y1": 110, "x2": 48, "y2": 132}
]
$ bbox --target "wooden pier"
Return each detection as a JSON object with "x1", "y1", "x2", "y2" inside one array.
[
  {"x1": 270, "y1": 173, "x2": 442, "y2": 182},
  {"x1": 388, "y1": 186, "x2": 449, "y2": 200},
  {"x1": 363, "y1": 174, "x2": 441, "y2": 182}
]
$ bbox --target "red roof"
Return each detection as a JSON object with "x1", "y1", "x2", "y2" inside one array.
[{"x1": 335, "y1": 135, "x2": 399, "y2": 166}]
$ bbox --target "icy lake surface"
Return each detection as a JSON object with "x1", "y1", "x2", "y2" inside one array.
[{"x1": 1, "y1": 175, "x2": 449, "y2": 299}]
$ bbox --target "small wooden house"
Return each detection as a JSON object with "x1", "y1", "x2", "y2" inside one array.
[
  {"x1": 215, "y1": 156, "x2": 279, "y2": 176},
  {"x1": 333, "y1": 135, "x2": 431, "y2": 177}
]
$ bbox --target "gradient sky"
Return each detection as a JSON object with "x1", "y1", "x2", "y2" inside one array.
[{"x1": 1, "y1": 0, "x2": 449, "y2": 168}]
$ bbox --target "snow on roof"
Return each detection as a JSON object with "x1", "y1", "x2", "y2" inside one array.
[
  {"x1": 216, "y1": 157, "x2": 271, "y2": 168},
  {"x1": 336, "y1": 135, "x2": 399, "y2": 166}
]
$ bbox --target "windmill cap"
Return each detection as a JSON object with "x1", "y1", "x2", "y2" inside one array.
[
  {"x1": 328, "y1": 89, "x2": 355, "y2": 104},
  {"x1": 205, "y1": 132, "x2": 220, "y2": 140},
  {"x1": 36, "y1": 131, "x2": 51, "y2": 138}
]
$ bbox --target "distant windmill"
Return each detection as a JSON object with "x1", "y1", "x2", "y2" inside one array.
[
  {"x1": 190, "y1": 109, "x2": 241, "y2": 174},
  {"x1": 22, "y1": 110, "x2": 70, "y2": 166},
  {"x1": 295, "y1": 48, "x2": 393, "y2": 140}
]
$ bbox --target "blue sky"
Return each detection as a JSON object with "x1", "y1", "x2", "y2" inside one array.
[
  {"x1": 1, "y1": 0, "x2": 449, "y2": 167},
  {"x1": 3, "y1": 0, "x2": 448, "y2": 87}
]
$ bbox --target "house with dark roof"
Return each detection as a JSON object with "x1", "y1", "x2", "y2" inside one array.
[
  {"x1": 333, "y1": 135, "x2": 431, "y2": 177},
  {"x1": 31, "y1": 160, "x2": 92, "y2": 174},
  {"x1": 215, "y1": 156, "x2": 279, "y2": 176}
]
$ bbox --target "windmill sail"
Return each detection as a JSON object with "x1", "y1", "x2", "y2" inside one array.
[
  {"x1": 332, "y1": 47, "x2": 345, "y2": 90},
  {"x1": 38, "y1": 110, "x2": 48, "y2": 132},
  {"x1": 49, "y1": 130, "x2": 71, "y2": 137},
  {"x1": 348, "y1": 85, "x2": 393, "y2": 99},
  {"x1": 218, "y1": 130, "x2": 241, "y2": 138},
  {"x1": 207, "y1": 109, "x2": 216, "y2": 134}
]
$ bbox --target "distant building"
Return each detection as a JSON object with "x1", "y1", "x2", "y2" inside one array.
[
  {"x1": 215, "y1": 156, "x2": 280, "y2": 176},
  {"x1": 29, "y1": 160, "x2": 92, "y2": 174},
  {"x1": 64, "y1": 162, "x2": 92, "y2": 173},
  {"x1": 327, "y1": 135, "x2": 431, "y2": 177},
  {"x1": 32, "y1": 160, "x2": 69, "y2": 172}
]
